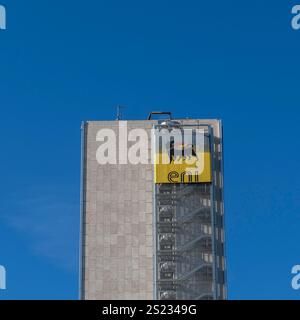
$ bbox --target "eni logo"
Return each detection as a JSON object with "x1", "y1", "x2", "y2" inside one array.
[
  {"x1": 0, "y1": 4, "x2": 6, "y2": 30},
  {"x1": 168, "y1": 171, "x2": 200, "y2": 183}
]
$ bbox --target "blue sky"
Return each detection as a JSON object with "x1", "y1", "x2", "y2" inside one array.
[{"x1": 0, "y1": 0, "x2": 300, "y2": 299}]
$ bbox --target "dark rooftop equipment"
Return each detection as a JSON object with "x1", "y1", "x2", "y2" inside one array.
[{"x1": 147, "y1": 112, "x2": 172, "y2": 120}]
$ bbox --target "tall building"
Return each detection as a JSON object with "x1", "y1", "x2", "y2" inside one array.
[{"x1": 80, "y1": 114, "x2": 226, "y2": 300}]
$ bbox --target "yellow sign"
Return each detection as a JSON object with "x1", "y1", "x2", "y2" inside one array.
[{"x1": 154, "y1": 151, "x2": 212, "y2": 184}]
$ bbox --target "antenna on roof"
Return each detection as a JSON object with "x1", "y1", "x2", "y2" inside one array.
[{"x1": 116, "y1": 106, "x2": 125, "y2": 120}]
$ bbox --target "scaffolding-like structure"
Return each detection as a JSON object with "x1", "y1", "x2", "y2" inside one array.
[
  {"x1": 155, "y1": 183, "x2": 213, "y2": 300},
  {"x1": 153, "y1": 122, "x2": 226, "y2": 300}
]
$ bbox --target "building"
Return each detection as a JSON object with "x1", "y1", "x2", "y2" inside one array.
[{"x1": 80, "y1": 113, "x2": 226, "y2": 300}]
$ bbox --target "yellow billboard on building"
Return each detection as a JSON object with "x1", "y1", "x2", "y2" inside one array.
[
  {"x1": 154, "y1": 128, "x2": 212, "y2": 184},
  {"x1": 154, "y1": 152, "x2": 211, "y2": 183}
]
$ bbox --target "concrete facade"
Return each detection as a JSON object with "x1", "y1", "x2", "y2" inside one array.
[{"x1": 80, "y1": 119, "x2": 226, "y2": 300}]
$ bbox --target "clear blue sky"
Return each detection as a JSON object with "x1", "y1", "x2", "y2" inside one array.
[{"x1": 0, "y1": 0, "x2": 300, "y2": 300}]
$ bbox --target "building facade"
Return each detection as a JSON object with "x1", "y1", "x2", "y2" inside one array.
[{"x1": 80, "y1": 117, "x2": 226, "y2": 300}]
